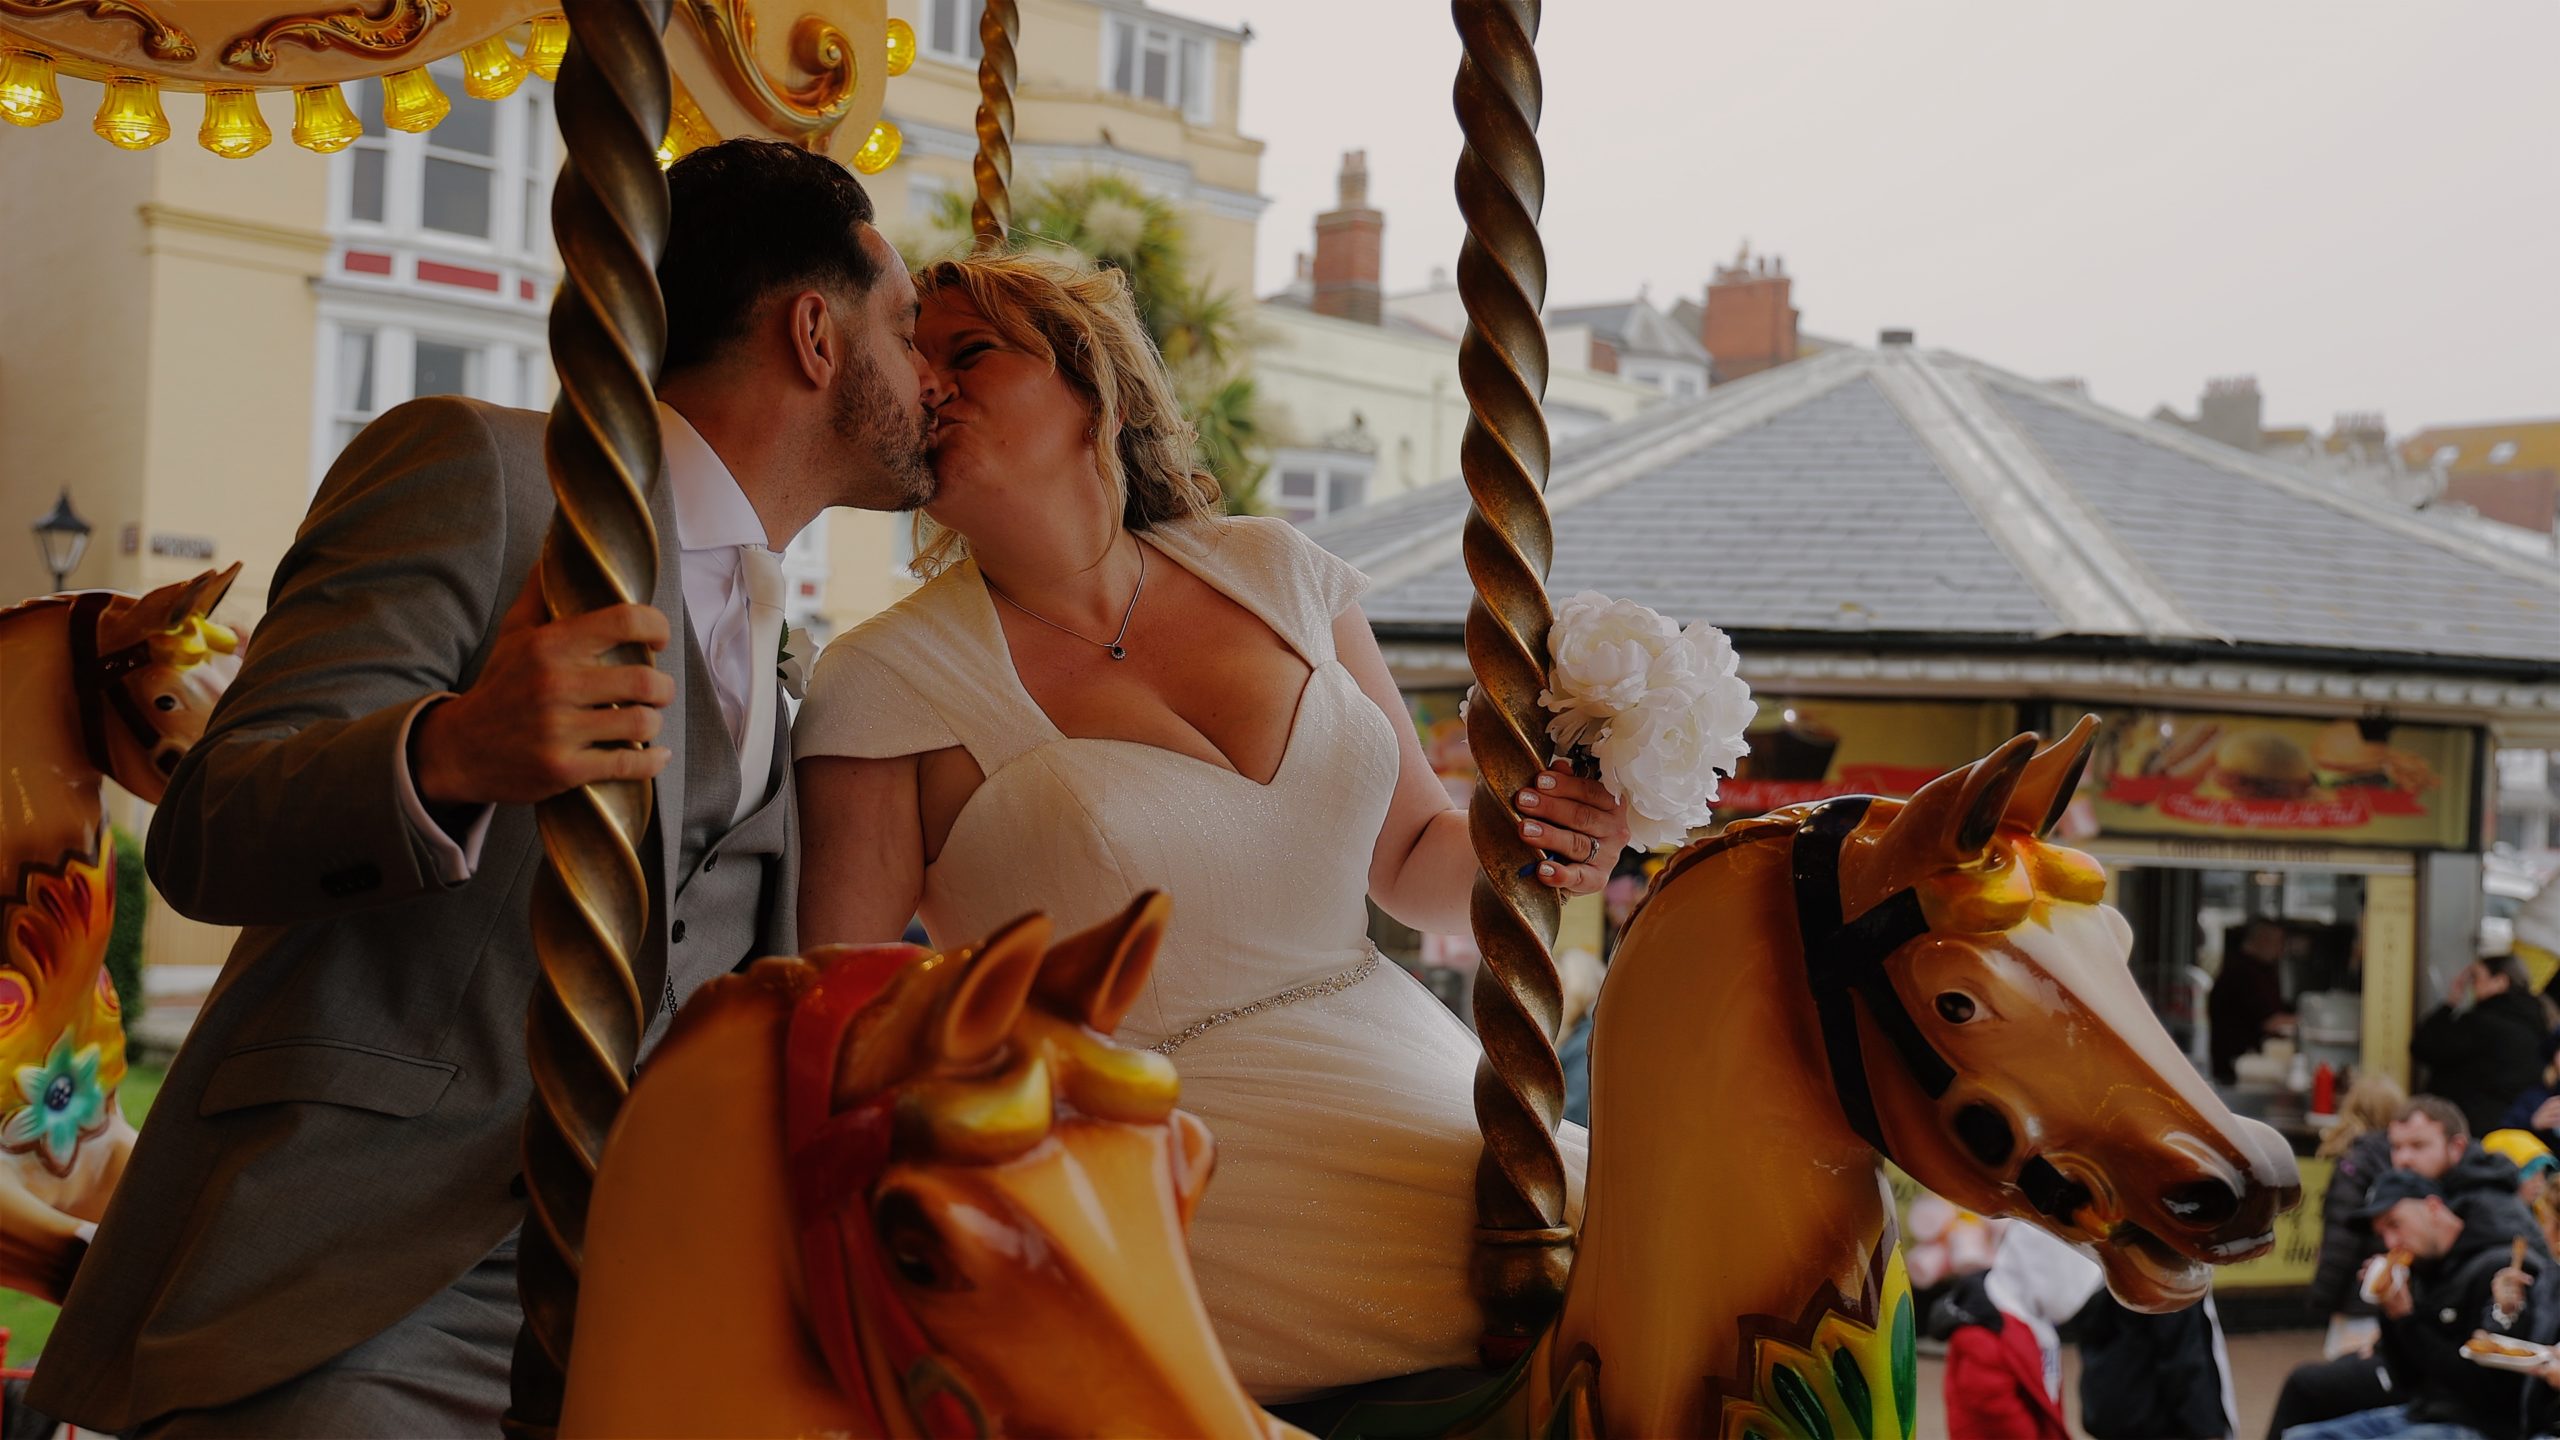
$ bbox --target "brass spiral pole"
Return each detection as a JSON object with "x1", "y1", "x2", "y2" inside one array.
[
  {"x1": 503, "y1": 1, "x2": 672, "y2": 1434},
  {"x1": 969, "y1": 0, "x2": 1017, "y2": 246},
  {"x1": 1450, "y1": 0, "x2": 1567, "y2": 1368}
]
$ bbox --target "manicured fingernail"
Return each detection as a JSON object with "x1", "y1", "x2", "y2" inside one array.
[
  {"x1": 1518, "y1": 791, "x2": 1540, "y2": 808},
  {"x1": 1539, "y1": 863, "x2": 1559, "y2": 879},
  {"x1": 1536, "y1": 773, "x2": 1558, "y2": 790},
  {"x1": 1522, "y1": 821, "x2": 1544, "y2": 838}
]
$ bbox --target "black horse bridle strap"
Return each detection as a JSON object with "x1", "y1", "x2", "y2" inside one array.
[
  {"x1": 1790, "y1": 796, "x2": 1954, "y2": 1161},
  {"x1": 66, "y1": 592, "x2": 161, "y2": 775}
]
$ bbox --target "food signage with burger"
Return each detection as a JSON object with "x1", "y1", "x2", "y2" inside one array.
[{"x1": 2089, "y1": 709, "x2": 2475, "y2": 847}]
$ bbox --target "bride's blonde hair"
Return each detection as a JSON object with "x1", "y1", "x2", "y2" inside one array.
[{"x1": 908, "y1": 251, "x2": 1221, "y2": 576}]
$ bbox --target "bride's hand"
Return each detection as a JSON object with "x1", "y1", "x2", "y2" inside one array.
[{"x1": 1517, "y1": 757, "x2": 1633, "y2": 897}]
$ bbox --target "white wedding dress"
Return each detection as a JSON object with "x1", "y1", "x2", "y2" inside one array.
[{"x1": 796, "y1": 515, "x2": 1588, "y2": 1400}]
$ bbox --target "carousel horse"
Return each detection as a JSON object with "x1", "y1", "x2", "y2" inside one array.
[
  {"x1": 562, "y1": 892, "x2": 1297, "y2": 1439},
  {"x1": 1479, "y1": 717, "x2": 2303, "y2": 1438},
  {"x1": 0, "y1": 566, "x2": 241, "y2": 1303}
]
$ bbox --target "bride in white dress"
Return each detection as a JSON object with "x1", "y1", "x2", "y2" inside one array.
[{"x1": 793, "y1": 252, "x2": 1627, "y2": 1401}]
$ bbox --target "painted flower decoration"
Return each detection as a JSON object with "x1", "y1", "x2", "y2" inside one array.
[
  {"x1": 3, "y1": 1030, "x2": 110, "y2": 1176},
  {"x1": 778, "y1": 625, "x2": 813, "y2": 701},
  {"x1": 1540, "y1": 591, "x2": 1756, "y2": 850}
]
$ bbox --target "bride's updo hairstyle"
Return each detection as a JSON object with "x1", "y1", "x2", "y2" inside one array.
[{"x1": 908, "y1": 250, "x2": 1221, "y2": 577}]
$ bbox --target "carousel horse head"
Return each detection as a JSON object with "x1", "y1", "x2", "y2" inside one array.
[
  {"x1": 0, "y1": 565, "x2": 244, "y2": 800},
  {"x1": 0, "y1": 565, "x2": 239, "y2": 1303},
  {"x1": 565, "y1": 893, "x2": 1288, "y2": 1440},
  {"x1": 1747, "y1": 716, "x2": 2301, "y2": 1306},
  {"x1": 84, "y1": 565, "x2": 244, "y2": 799}
]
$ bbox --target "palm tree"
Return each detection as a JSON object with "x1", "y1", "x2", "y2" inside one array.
[{"x1": 915, "y1": 174, "x2": 1269, "y2": 514}]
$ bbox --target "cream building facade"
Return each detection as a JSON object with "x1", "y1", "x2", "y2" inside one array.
[{"x1": 822, "y1": 0, "x2": 1266, "y2": 624}]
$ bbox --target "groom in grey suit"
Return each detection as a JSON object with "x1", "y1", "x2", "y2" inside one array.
[{"x1": 31, "y1": 141, "x2": 938, "y2": 1437}]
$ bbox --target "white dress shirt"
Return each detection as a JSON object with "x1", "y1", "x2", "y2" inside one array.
[{"x1": 395, "y1": 403, "x2": 777, "y2": 881}]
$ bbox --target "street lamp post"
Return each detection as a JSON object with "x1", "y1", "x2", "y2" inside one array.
[{"x1": 33, "y1": 490, "x2": 92, "y2": 591}]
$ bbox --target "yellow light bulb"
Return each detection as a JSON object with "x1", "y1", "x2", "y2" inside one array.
[
  {"x1": 460, "y1": 36, "x2": 527, "y2": 100},
  {"x1": 379, "y1": 67, "x2": 450, "y2": 133},
  {"x1": 654, "y1": 130, "x2": 682, "y2": 169},
  {"x1": 197, "y1": 88, "x2": 272, "y2": 159},
  {"x1": 0, "y1": 49, "x2": 64, "y2": 128},
  {"x1": 92, "y1": 75, "x2": 169, "y2": 151},
  {"x1": 290, "y1": 84, "x2": 361, "y2": 153},
  {"x1": 884, "y1": 18, "x2": 917, "y2": 77},
  {"x1": 852, "y1": 119, "x2": 901, "y2": 175},
  {"x1": 524, "y1": 14, "x2": 568, "y2": 82}
]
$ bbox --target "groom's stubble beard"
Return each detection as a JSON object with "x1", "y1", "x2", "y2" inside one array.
[{"x1": 832, "y1": 348, "x2": 937, "y2": 512}]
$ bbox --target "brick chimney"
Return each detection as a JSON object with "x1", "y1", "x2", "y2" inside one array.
[
  {"x1": 2197, "y1": 376, "x2": 2264, "y2": 453},
  {"x1": 1312, "y1": 150, "x2": 1383, "y2": 325},
  {"x1": 1700, "y1": 243, "x2": 1798, "y2": 382}
]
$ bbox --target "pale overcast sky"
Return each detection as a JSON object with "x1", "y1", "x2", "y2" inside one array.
[{"x1": 1169, "y1": 1, "x2": 2557, "y2": 435}]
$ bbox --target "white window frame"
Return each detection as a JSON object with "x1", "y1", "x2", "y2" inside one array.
[
  {"x1": 1270, "y1": 448, "x2": 1372, "y2": 527},
  {"x1": 311, "y1": 303, "x2": 550, "y2": 488},
  {"x1": 1102, "y1": 14, "x2": 1213, "y2": 124},
  {"x1": 330, "y1": 61, "x2": 556, "y2": 268},
  {"x1": 921, "y1": 0, "x2": 983, "y2": 64}
]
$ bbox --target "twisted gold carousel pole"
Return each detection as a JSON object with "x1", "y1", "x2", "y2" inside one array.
[
  {"x1": 504, "y1": 1, "x2": 672, "y2": 1434},
  {"x1": 969, "y1": 0, "x2": 1016, "y2": 245},
  {"x1": 1450, "y1": 0, "x2": 1567, "y2": 1368}
]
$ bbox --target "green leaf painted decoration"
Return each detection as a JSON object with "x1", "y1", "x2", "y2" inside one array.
[
  {"x1": 1771, "y1": 1363, "x2": 1833, "y2": 1440},
  {"x1": 1831, "y1": 1345, "x2": 1873, "y2": 1438},
  {"x1": 1892, "y1": 1294, "x2": 1917, "y2": 1440}
]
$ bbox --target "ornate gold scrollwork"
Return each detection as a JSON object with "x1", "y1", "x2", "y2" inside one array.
[
  {"x1": 678, "y1": 0, "x2": 858, "y2": 143},
  {"x1": 220, "y1": 0, "x2": 452, "y2": 75},
  {"x1": 0, "y1": 0, "x2": 194, "y2": 62}
]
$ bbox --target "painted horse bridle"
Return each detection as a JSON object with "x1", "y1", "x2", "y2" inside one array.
[
  {"x1": 1789, "y1": 795, "x2": 2088, "y2": 1223},
  {"x1": 65, "y1": 592, "x2": 174, "y2": 777}
]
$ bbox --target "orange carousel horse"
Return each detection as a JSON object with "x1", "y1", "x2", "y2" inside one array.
[
  {"x1": 562, "y1": 892, "x2": 1295, "y2": 1439},
  {"x1": 1472, "y1": 717, "x2": 2303, "y2": 1438},
  {"x1": 0, "y1": 566, "x2": 241, "y2": 1303}
]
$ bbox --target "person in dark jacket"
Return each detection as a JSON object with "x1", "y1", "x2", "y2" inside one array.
[
  {"x1": 2417, "y1": 955, "x2": 2552, "y2": 1139},
  {"x1": 2284, "y1": 1169, "x2": 2546, "y2": 1439},
  {"x1": 2275, "y1": 1096, "x2": 2503, "y2": 1437},
  {"x1": 2075, "y1": 1290, "x2": 2235, "y2": 1438}
]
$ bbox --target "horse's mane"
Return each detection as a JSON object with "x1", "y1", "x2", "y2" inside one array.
[
  {"x1": 1631, "y1": 796, "x2": 2106, "y2": 938},
  {"x1": 1629, "y1": 808, "x2": 1810, "y2": 929},
  {"x1": 0, "y1": 594, "x2": 73, "y2": 627}
]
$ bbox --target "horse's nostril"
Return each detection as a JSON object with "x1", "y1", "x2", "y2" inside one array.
[
  {"x1": 1955, "y1": 1104, "x2": 2014, "y2": 1167},
  {"x1": 2163, "y1": 1177, "x2": 2243, "y2": 1230},
  {"x1": 156, "y1": 750, "x2": 179, "y2": 775}
]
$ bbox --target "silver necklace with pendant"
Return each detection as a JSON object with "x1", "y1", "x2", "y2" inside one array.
[{"x1": 989, "y1": 542, "x2": 1147, "y2": 661}]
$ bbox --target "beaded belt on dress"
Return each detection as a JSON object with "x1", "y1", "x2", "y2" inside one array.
[{"x1": 1147, "y1": 947, "x2": 1382, "y2": 1056}]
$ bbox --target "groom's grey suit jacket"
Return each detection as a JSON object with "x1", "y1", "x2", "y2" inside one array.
[{"x1": 30, "y1": 397, "x2": 798, "y2": 1431}]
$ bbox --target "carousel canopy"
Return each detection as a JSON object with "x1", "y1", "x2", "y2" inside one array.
[{"x1": 1309, "y1": 340, "x2": 2560, "y2": 680}]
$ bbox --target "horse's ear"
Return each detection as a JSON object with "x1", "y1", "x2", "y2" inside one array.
[
  {"x1": 2005, "y1": 715, "x2": 2100, "y2": 838},
  {"x1": 1892, "y1": 732, "x2": 2038, "y2": 870},
  {"x1": 183, "y1": 563, "x2": 242, "y2": 620},
  {"x1": 1033, "y1": 891, "x2": 1169, "y2": 1034},
  {"x1": 95, "y1": 565, "x2": 238, "y2": 653},
  {"x1": 931, "y1": 913, "x2": 1052, "y2": 1066}
]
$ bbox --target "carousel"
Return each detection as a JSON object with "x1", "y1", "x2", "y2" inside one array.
[{"x1": 0, "y1": 3, "x2": 2299, "y2": 1436}]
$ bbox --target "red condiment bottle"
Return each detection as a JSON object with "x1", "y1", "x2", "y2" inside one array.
[{"x1": 2312, "y1": 1060, "x2": 2337, "y2": 1115}]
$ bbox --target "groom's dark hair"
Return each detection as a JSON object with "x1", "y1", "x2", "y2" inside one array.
[{"x1": 658, "y1": 139, "x2": 882, "y2": 375}]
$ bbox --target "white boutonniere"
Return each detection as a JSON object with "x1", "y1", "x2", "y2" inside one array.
[
  {"x1": 1538, "y1": 592, "x2": 1755, "y2": 850},
  {"x1": 777, "y1": 625, "x2": 812, "y2": 701}
]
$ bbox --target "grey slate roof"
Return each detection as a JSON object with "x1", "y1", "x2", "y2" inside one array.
[
  {"x1": 1303, "y1": 345, "x2": 2560, "y2": 670},
  {"x1": 1548, "y1": 299, "x2": 1715, "y2": 367}
]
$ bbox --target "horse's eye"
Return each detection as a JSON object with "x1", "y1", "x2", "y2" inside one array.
[
  {"x1": 153, "y1": 694, "x2": 178, "y2": 712},
  {"x1": 1935, "y1": 992, "x2": 1978, "y2": 1024},
  {"x1": 874, "y1": 1192, "x2": 966, "y2": 1292}
]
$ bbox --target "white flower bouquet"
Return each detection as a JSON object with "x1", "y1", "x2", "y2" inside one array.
[{"x1": 1538, "y1": 592, "x2": 1756, "y2": 850}]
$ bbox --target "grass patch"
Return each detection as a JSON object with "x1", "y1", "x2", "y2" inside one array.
[{"x1": 1, "y1": 1058, "x2": 166, "y2": 1367}]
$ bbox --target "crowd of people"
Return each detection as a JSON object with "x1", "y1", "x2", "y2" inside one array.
[
  {"x1": 2268, "y1": 949, "x2": 2560, "y2": 1440},
  {"x1": 1931, "y1": 950, "x2": 2560, "y2": 1440}
]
